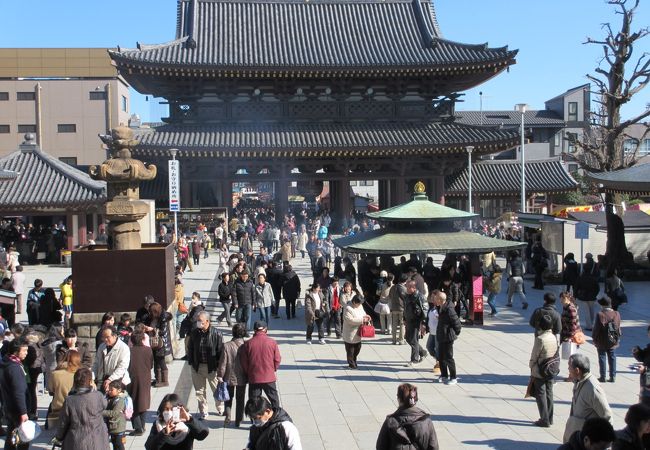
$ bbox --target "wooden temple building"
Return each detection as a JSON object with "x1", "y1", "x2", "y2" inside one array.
[{"x1": 109, "y1": 0, "x2": 522, "y2": 224}]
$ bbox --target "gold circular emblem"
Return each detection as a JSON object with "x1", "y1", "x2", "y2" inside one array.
[{"x1": 414, "y1": 181, "x2": 426, "y2": 193}]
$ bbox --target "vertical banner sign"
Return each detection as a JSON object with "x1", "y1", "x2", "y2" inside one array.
[
  {"x1": 168, "y1": 160, "x2": 180, "y2": 212},
  {"x1": 472, "y1": 275, "x2": 484, "y2": 314}
]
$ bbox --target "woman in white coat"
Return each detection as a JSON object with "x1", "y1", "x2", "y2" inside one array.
[{"x1": 342, "y1": 296, "x2": 371, "y2": 369}]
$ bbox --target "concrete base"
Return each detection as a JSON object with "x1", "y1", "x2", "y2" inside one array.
[{"x1": 71, "y1": 243, "x2": 175, "y2": 314}]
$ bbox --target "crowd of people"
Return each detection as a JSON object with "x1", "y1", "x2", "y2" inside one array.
[{"x1": 1, "y1": 203, "x2": 650, "y2": 449}]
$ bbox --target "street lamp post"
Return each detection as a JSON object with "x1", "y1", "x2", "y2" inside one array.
[
  {"x1": 169, "y1": 148, "x2": 179, "y2": 241},
  {"x1": 466, "y1": 145, "x2": 474, "y2": 229},
  {"x1": 516, "y1": 104, "x2": 527, "y2": 213}
]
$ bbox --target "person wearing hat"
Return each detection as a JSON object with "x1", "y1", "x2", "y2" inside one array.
[
  {"x1": 592, "y1": 296, "x2": 621, "y2": 383},
  {"x1": 529, "y1": 314, "x2": 558, "y2": 427},
  {"x1": 376, "y1": 272, "x2": 393, "y2": 335},
  {"x1": 240, "y1": 320, "x2": 281, "y2": 408}
]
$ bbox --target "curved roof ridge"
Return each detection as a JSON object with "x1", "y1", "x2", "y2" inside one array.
[
  {"x1": 32, "y1": 150, "x2": 106, "y2": 192},
  {"x1": 476, "y1": 157, "x2": 564, "y2": 166},
  {"x1": 433, "y1": 36, "x2": 513, "y2": 55}
]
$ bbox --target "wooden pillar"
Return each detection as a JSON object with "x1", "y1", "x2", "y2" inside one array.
[
  {"x1": 78, "y1": 214, "x2": 87, "y2": 246},
  {"x1": 275, "y1": 178, "x2": 289, "y2": 220},
  {"x1": 181, "y1": 180, "x2": 191, "y2": 208},
  {"x1": 378, "y1": 179, "x2": 391, "y2": 210},
  {"x1": 66, "y1": 213, "x2": 75, "y2": 250},
  {"x1": 220, "y1": 179, "x2": 233, "y2": 209},
  {"x1": 389, "y1": 179, "x2": 408, "y2": 206},
  {"x1": 331, "y1": 179, "x2": 352, "y2": 231}
]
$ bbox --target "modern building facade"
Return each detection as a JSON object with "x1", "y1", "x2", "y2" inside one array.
[
  {"x1": 0, "y1": 48, "x2": 131, "y2": 165},
  {"x1": 109, "y1": 0, "x2": 521, "y2": 225},
  {"x1": 445, "y1": 85, "x2": 587, "y2": 217}
]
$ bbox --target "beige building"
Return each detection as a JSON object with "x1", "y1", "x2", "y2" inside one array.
[{"x1": 0, "y1": 48, "x2": 131, "y2": 165}]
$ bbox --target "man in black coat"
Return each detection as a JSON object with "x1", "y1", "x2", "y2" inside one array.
[
  {"x1": 281, "y1": 265, "x2": 301, "y2": 320},
  {"x1": 529, "y1": 292, "x2": 562, "y2": 337},
  {"x1": 266, "y1": 261, "x2": 284, "y2": 318},
  {"x1": 0, "y1": 339, "x2": 29, "y2": 449},
  {"x1": 187, "y1": 311, "x2": 224, "y2": 420},
  {"x1": 403, "y1": 281, "x2": 428, "y2": 366},
  {"x1": 232, "y1": 271, "x2": 256, "y2": 332},
  {"x1": 436, "y1": 291, "x2": 462, "y2": 385}
]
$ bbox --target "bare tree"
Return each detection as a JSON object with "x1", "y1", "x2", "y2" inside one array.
[{"x1": 573, "y1": 0, "x2": 650, "y2": 270}]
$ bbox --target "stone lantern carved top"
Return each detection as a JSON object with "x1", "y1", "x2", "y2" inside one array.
[
  {"x1": 89, "y1": 126, "x2": 157, "y2": 250},
  {"x1": 90, "y1": 126, "x2": 157, "y2": 200}
]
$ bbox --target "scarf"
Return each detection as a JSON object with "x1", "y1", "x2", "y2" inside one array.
[
  {"x1": 155, "y1": 419, "x2": 190, "y2": 445},
  {"x1": 332, "y1": 289, "x2": 340, "y2": 311},
  {"x1": 9, "y1": 354, "x2": 28, "y2": 382}
]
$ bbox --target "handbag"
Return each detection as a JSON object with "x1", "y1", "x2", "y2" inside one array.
[
  {"x1": 177, "y1": 301, "x2": 189, "y2": 314},
  {"x1": 571, "y1": 330, "x2": 586, "y2": 345},
  {"x1": 149, "y1": 329, "x2": 163, "y2": 350},
  {"x1": 214, "y1": 381, "x2": 230, "y2": 402},
  {"x1": 358, "y1": 320, "x2": 376, "y2": 338}
]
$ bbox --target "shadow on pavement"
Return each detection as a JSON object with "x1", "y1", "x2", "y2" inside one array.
[
  {"x1": 462, "y1": 438, "x2": 558, "y2": 449},
  {"x1": 434, "y1": 413, "x2": 539, "y2": 427}
]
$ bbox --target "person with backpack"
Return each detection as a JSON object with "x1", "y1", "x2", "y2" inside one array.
[
  {"x1": 404, "y1": 281, "x2": 428, "y2": 366},
  {"x1": 563, "y1": 354, "x2": 612, "y2": 443},
  {"x1": 592, "y1": 296, "x2": 621, "y2": 383},
  {"x1": 376, "y1": 383, "x2": 439, "y2": 450},
  {"x1": 103, "y1": 380, "x2": 128, "y2": 450},
  {"x1": 528, "y1": 314, "x2": 558, "y2": 427}
]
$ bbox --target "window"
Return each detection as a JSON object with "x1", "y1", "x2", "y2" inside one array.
[
  {"x1": 17, "y1": 124, "x2": 36, "y2": 133},
  {"x1": 642, "y1": 139, "x2": 650, "y2": 156},
  {"x1": 0, "y1": 125, "x2": 9, "y2": 133},
  {"x1": 359, "y1": 180, "x2": 374, "y2": 186},
  {"x1": 89, "y1": 91, "x2": 107, "y2": 100},
  {"x1": 567, "y1": 142, "x2": 576, "y2": 154},
  {"x1": 121, "y1": 95, "x2": 128, "y2": 112},
  {"x1": 59, "y1": 157, "x2": 78, "y2": 166},
  {"x1": 625, "y1": 138, "x2": 650, "y2": 156},
  {"x1": 568, "y1": 163, "x2": 579, "y2": 173},
  {"x1": 57, "y1": 124, "x2": 77, "y2": 133},
  {"x1": 568, "y1": 102, "x2": 578, "y2": 121},
  {"x1": 349, "y1": 181, "x2": 358, "y2": 186},
  {"x1": 0, "y1": 92, "x2": 8, "y2": 101},
  {"x1": 17, "y1": 92, "x2": 35, "y2": 101},
  {"x1": 554, "y1": 132, "x2": 561, "y2": 147}
]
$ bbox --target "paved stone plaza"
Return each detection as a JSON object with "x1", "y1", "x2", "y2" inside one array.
[{"x1": 5, "y1": 248, "x2": 649, "y2": 449}]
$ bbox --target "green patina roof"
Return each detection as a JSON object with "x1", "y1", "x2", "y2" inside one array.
[
  {"x1": 366, "y1": 193, "x2": 477, "y2": 222},
  {"x1": 333, "y1": 230, "x2": 525, "y2": 255}
]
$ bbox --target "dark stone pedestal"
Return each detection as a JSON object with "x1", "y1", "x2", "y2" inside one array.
[{"x1": 72, "y1": 243, "x2": 175, "y2": 313}]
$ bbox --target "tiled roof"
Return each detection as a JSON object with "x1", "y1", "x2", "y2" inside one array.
[
  {"x1": 367, "y1": 193, "x2": 477, "y2": 222},
  {"x1": 445, "y1": 158, "x2": 578, "y2": 196},
  {"x1": 109, "y1": 0, "x2": 516, "y2": 74},
  {"x1": 586, "y1": 164, "x2": 650, "y2": 195},
  {"x1": 455, "y1": 110, "x2": 565, "y2": 128},
  {"x1": 568, "y1": 211, "x2": 650, "y2": 229},
  {"x1": 333, "y1": 229, "x2": 526, "y2": 255},
  {"x1": 0, "y1": 143, "x2": 106, "y2": 212},
  {"x1": 132, "y1": 122, "x2": 520, "y2": 157}
]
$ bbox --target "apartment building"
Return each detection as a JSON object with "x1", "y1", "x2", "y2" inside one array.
[{"x1": 0, "y1": 48, "x2": 131, "y2": 165}]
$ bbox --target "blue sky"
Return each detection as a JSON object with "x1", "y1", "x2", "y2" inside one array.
[{"x1": 2, "y1": 0, "x2": 648, "y2": 122}]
